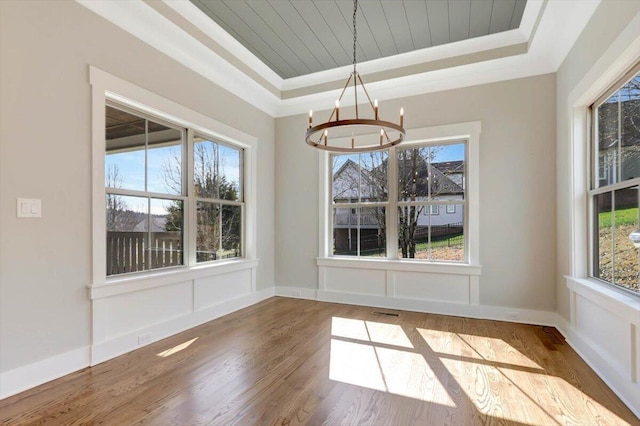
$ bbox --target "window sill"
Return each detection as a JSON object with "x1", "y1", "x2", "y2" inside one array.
[
  {"x1": 317, "y1": 257, "x2": 481, "y2": 276},
  {"x1": 89, "y1": 258, "x2": 259, "y2": 300},
  {"x1": 565, "y1": 276, "x2": 640, "y2": 323}
]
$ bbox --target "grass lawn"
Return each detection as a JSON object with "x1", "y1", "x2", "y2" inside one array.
[
  {"x1": 599, "y1": 207, "x2": 639, "y2": 228},
  {"x1": 415, "y1": 235, "x2": 464, "y2": 251}
]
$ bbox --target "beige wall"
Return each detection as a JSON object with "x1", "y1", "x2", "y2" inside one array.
[
  {"x1": 276, "y1": 74, "x2": 557, "y2": 311},
  {"x1": 0, "y1": 0, "x2": 275, "y2": 372},
  {"x1": 555, "y1": 0, "x2": 640, "y2": 321}
]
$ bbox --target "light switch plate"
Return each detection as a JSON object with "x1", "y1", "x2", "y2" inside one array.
[{"x1": 17, "y1": 198, "x2": 41, "y2": 218}]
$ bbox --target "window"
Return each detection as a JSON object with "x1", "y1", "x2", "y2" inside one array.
[
  {"x1": 194, "y1": 136, "x2": 243, "y2": 263},
  {"x1": 425, "y1": 205, "x2": 439, "y2": 215},
  {"x1": 590, "y1": 64, "x2": 640, "y2": 295},
  {"x1": 397, "y1": 142, "x2": 466, "y2": 261},
  {"x1": 329, "y1": 138, "x2": 468, "y2": 262},
  {"x1": 105, "y1": 103, "x2": 243, "y2": 276},
  {"x1": 331, "y1": 152, "x2": 388, "y2": 257}
]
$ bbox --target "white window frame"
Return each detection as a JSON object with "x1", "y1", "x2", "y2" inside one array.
[
  {"x1": 319, "y1": 121, "x2": 481, "y2": 269},
  {"x1": 446, "y1": 204, "x2": 456, "y2": 214},
  {"x1": 90, "y1": 66, "x2": 257, "y2": 291},
  {"x1": 105, "y1": 102, "x2": 190, "y2": 275},
  {"x1": 588, "y1": 63, "x2": 640, "y2": 295}
]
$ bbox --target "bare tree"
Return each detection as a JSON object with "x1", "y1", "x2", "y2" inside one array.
[
  {"x1": 162, "y1": 141, "x2": 240, "y2": 260},
  {"x1": 106, "y1": 164, "x2": 127, "y2": 231}
]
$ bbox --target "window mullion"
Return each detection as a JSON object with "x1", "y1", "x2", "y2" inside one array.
[
  {"x1": 388, "y1": 147, "x2": 398, "y2": 259},
  {"x1": 187, "y1": 128, "x2": 196, "y2": 267},
  {"x1": 617, "y1": 94, "x2": 622, "y2": 184}
]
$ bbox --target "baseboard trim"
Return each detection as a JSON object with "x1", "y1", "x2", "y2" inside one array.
[
  {"x1": 0, "y1": 346, "x2": 91, "y2": 400},
  {"x1": 275, "y1": 286, "x2": 558, "y2": 326}
]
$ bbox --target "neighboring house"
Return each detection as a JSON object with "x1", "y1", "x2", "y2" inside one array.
[{"x1": 332, "y1": 157, "x2": 464, "y2": 253}]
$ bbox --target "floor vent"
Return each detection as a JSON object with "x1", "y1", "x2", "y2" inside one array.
[{"x1": 372, "y1": 311, "x2": 399, "y2": 317}]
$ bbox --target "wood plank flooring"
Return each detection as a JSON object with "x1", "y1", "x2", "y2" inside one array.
[{"x1": 0, "y1": 297, "x2": 637, "y2": 425}]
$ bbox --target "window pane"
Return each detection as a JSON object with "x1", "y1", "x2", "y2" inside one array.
[
  {"x1": 431, "y1": 205, "x2": 465, "y2": 262},
  {"x1": 147, "y1": 122, "x2": 182, "y2": 195},
  {"x1": 360, "y1": 152, "x2": 388, "y2": 202},
  {"x1": 194, "y1": 138, "x2": 219, "y2": 199},
  {"x1": 193, "y1": 138, "x2": 242, "y2": 201},
  {"x1": 621, "y1": 74, "x2": 640, "y2": 181},
  {"x1": 398, "y1": 147, "x2": 429, "y2": 201},
  {"x1": 149, "y1": 198, "x2": 183, "y2": 270},
  {"x1": 431, "y1": 143, "x2": 465, "y2": 201},
  {"x1": 360, "y1": 207, "x2": 386, "y2": 257},
  {"x1": 105, "y1": 106, "x2": 145, "y2": 191},
  {"x1": 613, "y1": 187, "x2": 639, "y2": 292},
  {"x1": 196, "y1": 201, "x2": 220, "y2": 262},
  {"x1": 333, "y1": 207, "x2": 357, "y2": 255},
  {"x1": 221, "y1": 204, "x2": 241, "y2": 258},
  {"x1": 106, "y1": 195, "x2": 148, "y2": 276},
  {"x1": 594, "y1": 193, "x2": 613, "y2": 282},
  {"x1": 218, "y1": 144, "x2": 242, "y2": 201},
  {"x1": 332, "y1": 154, "x2": 360, "y2": 203},
  {"x1": 398, "y1": 205, "x2": 428, "y2": 259},
  {"x1": 597, "y1": 91, "x2": 620, "y2": 186}
]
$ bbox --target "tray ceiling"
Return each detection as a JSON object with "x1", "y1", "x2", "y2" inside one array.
[{"x1": 190, "y1": 0, "x2": 527, "y2": 79}]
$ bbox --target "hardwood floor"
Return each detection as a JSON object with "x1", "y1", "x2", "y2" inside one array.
[{"x1": 1, "y1": 297, "x2": 637, "y2": 425}]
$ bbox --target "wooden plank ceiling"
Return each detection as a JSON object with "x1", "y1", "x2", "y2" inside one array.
[{"x1": 190, "y1": 0, "x2": 527, "y2": 79}]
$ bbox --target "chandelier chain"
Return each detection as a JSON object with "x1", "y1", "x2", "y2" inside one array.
[{"x1": 352, "y1": 0, "x2": 358, "y2": 73}]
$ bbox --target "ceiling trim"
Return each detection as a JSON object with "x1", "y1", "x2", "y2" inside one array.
[{"x1": 76, "y1": 0, "x2": 601, "y2": 118}]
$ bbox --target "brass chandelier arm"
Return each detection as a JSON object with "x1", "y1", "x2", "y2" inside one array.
[{"x1": 356, "y1": 73, "x2": 376, "y2": 111}]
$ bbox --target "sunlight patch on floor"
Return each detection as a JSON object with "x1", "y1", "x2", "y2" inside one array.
[
  {"x1": 375, "y1": 345, "x2": 455, "y2": 406},
  {"x1": 417, "y1": 328, "x2": 542, "y2": 369},
  {"x1": 329, "y1": 339, "x2": 386, "y2": 391},
  {"x1": 157, "y1": 337, "x2": 198, "y2": 357},
  {"x1": 329, "y1": 338, "x2": 455, "y2": 406},
  {"x1": 331, "y1": 317, "x2": 413, "y2": 348}
]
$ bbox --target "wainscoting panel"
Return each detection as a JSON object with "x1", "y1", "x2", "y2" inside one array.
[
  {"x1": 194, "y1": 269, "x2": 252, "y2": 311},
  {"x1": 394, "y1": 271, "x2": 470, "y2": 303},
  {"x1": 325, "y1": 267, "x2": 386, "y2": 295},
  {"x1": 104, "y1": 280, "x2": 193, "y2": 338}
]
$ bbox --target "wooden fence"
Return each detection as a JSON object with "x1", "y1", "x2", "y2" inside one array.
[{"x1": 106, "y1": 231, "x2": 182, "y2": 275}]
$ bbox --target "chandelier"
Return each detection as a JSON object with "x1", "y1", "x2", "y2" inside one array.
[{"x1": 305, "y1": 0, "x2": 405, "y2": 152}]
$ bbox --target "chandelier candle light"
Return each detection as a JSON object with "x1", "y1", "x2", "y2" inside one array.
[{"x1": 305, "y1": 0, "x2": 405, "y2": 152}]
